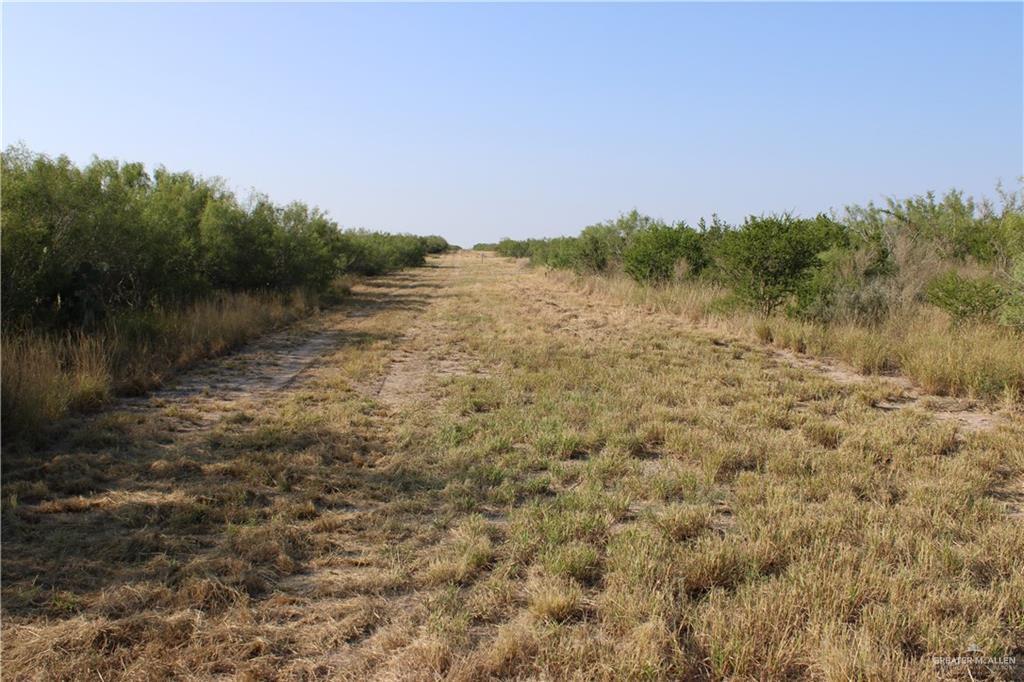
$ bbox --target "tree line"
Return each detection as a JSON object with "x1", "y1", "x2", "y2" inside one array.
[
  {"x1": 2, "y1": 145, "x2": 451, "y2": 330},
  {"x1": 477, "y1": 191, "x2": 1024, "y2": 329}
]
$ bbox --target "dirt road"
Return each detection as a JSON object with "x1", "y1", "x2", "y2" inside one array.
[{"x1": 4, "y1": 253, "x2": 1023, "y2": 680}]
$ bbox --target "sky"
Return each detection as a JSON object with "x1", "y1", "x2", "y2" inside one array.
[{"x1": 3, "y1": 2, "x2": 1022, "y2": 247}]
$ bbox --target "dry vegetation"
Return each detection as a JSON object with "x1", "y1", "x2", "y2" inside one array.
[
  {"x1": 3, "y1": 252, "x2": 1023, "y2": 680},
  {"x1": 563, "y1": 272, "x2": 1024, "y2": 406},
  {"x1": 1, "y1": 287, "x2": 329, "y2": 442},
  {"x1": 484, "y1": 190, "x2": 1024, "y2": 405}
]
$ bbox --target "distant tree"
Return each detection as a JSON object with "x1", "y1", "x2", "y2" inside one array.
[
  {"x1": 495, "y1": 238, "x2": 533, "y2": 258},
  {"x1": 424, "y1": 236, "x2": 452, "y2": 253}
]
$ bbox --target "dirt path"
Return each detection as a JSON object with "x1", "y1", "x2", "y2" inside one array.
[
  {"x1": 102, "y1": 266, "x2": 458, "y2": 432},
  {"x1": 4, "y1": 252, "x2": 1023, "y2": 681},
  {"x1": 107, "y1": 253, "x2": 1005, "y2": 437}
]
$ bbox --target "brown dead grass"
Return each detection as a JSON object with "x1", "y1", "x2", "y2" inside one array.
[{"x1": 2, "y1": 289, "x2": 328, "y2": 442}]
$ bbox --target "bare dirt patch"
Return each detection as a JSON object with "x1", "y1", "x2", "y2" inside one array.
[
  {"x1": 112, "y1": 323, "x2": 350, "y2": 433},
  {"x1": 372, "y1": 322, "x2": 486, "y2": 408}
]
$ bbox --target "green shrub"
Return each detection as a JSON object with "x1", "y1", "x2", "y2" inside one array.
[
  {"x1": 531, "y1": 237, "x2": 579, "y2": 270},
  {"x1": 1000, "y1": 294, "x2": 1024, "y2": 331},
  {"x1": 885, "y1": 190, "x2": 1004, "y2": 262},
  {"x1": 791, "y1": 244, "x2": 891, "y2": 324},
  {"x1": 421, "y1": 235, "x2": 451, "y2": 254},
  {"x1": 677, "y1": 226, "x2": 711, "y2": 277},
  {"x1": 489, "y1": 187, "x2": 1024, "y2": 337},
  {"x1": 1, "y1": 145, "x2": 436, "y2": 331},
  {"x1": 573, "y1": 225, "x2": 617, "y2": 273},
  {"x1": 925, "y1": 272, "x2": 1007, "y2": 324},
  {"x1": 199, "y1": 196, "x2": 280, "y2": 291},
  {"x1": 623, "y1": 222, "x2": 683, "y2": 284},
  {"x1": 997, "y1": 259, "x2": 1024, "y2": 331},
  {"x1": 570, "y1": 211, "x2": 652, "y2": 274},
  {"x1": 339, "y1": 231, "x2": 429, "y2": 276},
  {"x1": 714, "y1": 214, "x2": 843, "y2": 316},
  {"x1": 495, "y1": 238, "x2": 534, "y2": 258}
]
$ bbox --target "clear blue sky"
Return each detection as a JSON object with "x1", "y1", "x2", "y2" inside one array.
[{"x1": 3, "y1": 2, "x2": 1022, "y2": 246}]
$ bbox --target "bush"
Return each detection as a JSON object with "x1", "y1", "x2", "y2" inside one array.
[
  {"x1": 677, "y1": 226, "x2": 710, "y2": 277},
  {"x1": 421, "y1": 235, "x2": 451, "y2": 254},
  {"x1": 999, "y1": 293, "x2": 1024, "y2": 331},
  {"x1": 494, "y1": 238, "x2": 534, "y2": 258},
  {"x1": 623, "y1": 222, "x2": 682, "y2": 283},
  {"x1": 0, "y1": 145, "x2": 436, "y2": 330},
  {"x1": 529, "y1": 237, "x2": 578, "y2": 270},
  {"x1": 623, "y1": 222, "x2": 710, "y2": 284},
  {"x1": 791, "y1": 243, "x2": 892, "y2": 324},
  {"x1": 714, "y1": 214, "x2": 843, "y2": 316},
  {"x1": 339, "y1": 231, "x2": 429, "y2": 276},
  {"x1": 573, "y1": 225, "x2": 619, "y2": 273},
  {"x1": 925, "y1": 272, "x2": 1007, "y2": 324},
  {"x1": 885, "y1": 190, "x2": 1004, "y2": 262}
]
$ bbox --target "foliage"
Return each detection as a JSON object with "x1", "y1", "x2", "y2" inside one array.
[
  {"x1": 339, "y1": 231, "x2": 430, "y2": 276},
  {"x1": 573, "y1": 211, "x2": 652, "y2": 273},
  {"x1": 791, "y1": 245, "x2": 890, "y2": 324},
  {"x1": 536, "y1": 237, "x2": 584, "y2": 270},
  {"x1": 925, "y1": 272, "x2": 1008, "y2": 324},
  {"x1": 676, "y1": 225, "x2": 710, "y2": 276},
  {"x1": 490, "y1": 187, "x2": 1024, "y2": 332},
  {"x1": 620, "y1": 221, "x2": 710, "y2": 284},
  {"x1": 494, "y1": 238, "x2": 534, "y2": 258},
  {"x1": 0, "y1": 145, "x2": 447, "y2": 329},
  {"x1": 882, "y1": 190, "x2": 1005, "y2": 262},
  {"x1": 713, "y1": 214, "x2": 843, "y2": 316},
  {"x1": 421, "y1": 235, "x2": 453, "y2": 254},
  {"x1": 622, "y1": 222, "x2": 681, "y2": 283},
  {"x1": 573, "y1": 225, "x2": 616, "y2": 273}
]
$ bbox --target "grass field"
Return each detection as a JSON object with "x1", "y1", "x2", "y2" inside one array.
[
  {"x1": 3, "y1": 252, "x2": 1023, "y2": 680},
  {"x1": 553, "y1": 270, "x2": 1024, "y2": 406}
]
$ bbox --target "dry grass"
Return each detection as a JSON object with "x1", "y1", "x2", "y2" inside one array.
[
  {"x1": 2, "y1": 288, "x2": 327, "y2": 442},
  {"x1": 563, "y1": 271, "x2": 1024, "y2": 404},
  {"x1": 2, "y1": 253, "x2": 1023, "y2": 680}
]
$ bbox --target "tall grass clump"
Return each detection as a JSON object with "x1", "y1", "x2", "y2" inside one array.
[
  {"x1": 1, "y1": 289, "x2": 317, "y2": 442},
  {"x1": 1, "y1": 334, "x2": 74, "y2": 438},
  {"x1": 485, "y1": 186, "x2": 1024, "y2": 402},
  {"x1": 897, "y1": 314, "x2": 1024, "y2": 400}
]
